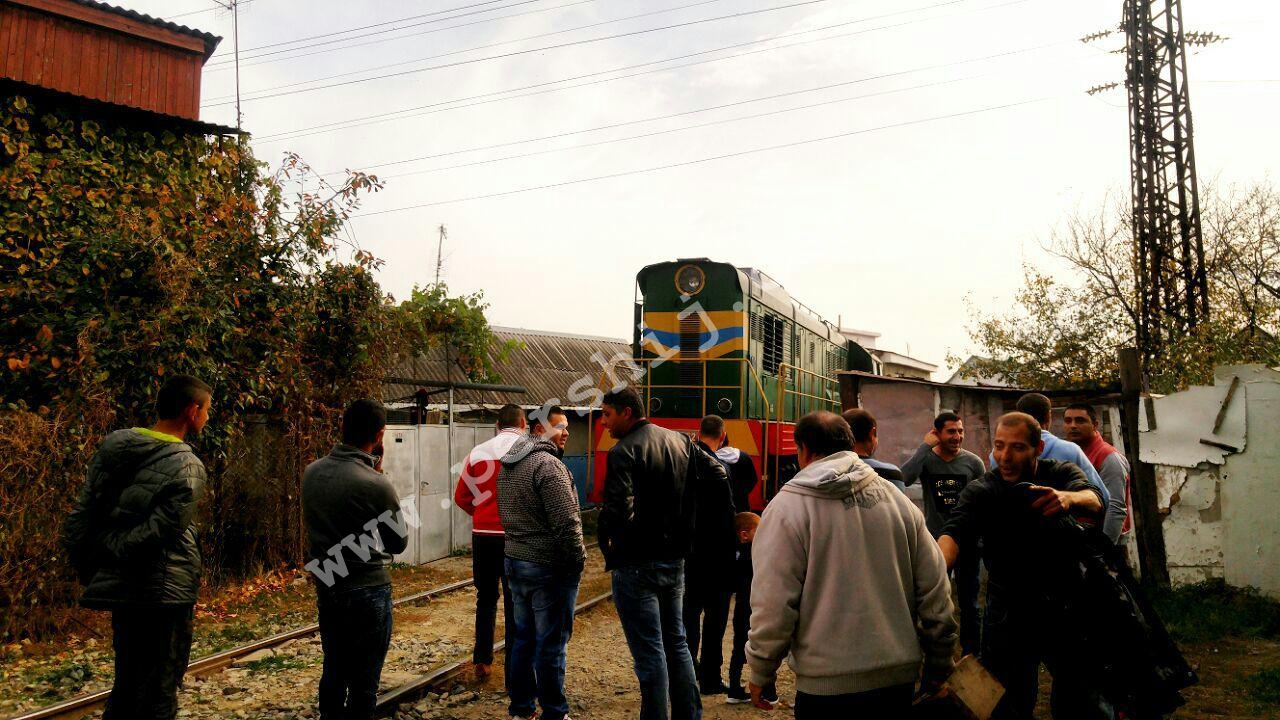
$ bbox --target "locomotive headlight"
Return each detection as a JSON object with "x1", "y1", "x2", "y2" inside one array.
[{"x1": 675, "y1": 265, "x2": 706, "y2": 296}]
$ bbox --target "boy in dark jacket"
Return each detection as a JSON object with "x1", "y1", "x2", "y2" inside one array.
[
  {"x1": 63, "y1": 375, "x2": 212, "y2": 720},
  {"x1": 726, "y1": 512, "x2": 766, "y2": 704}
]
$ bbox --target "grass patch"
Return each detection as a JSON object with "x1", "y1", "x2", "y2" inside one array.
[
  {"x1": 1244, "y1": 667, "x2": 1280, "y2": 708},
  {"x1": 242, "y1": 654, "x2": 311, "y2": 673},
  {"x1": 1152, "y1": 579, "x2": 1280, "y2": 644}
]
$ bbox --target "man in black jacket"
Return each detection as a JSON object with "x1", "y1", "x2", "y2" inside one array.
[
  {"x1": 303, "y1": 399, "x2": 410, "y2": 720},
  {"x1": 63, "y1": 374, "x2": 212, "y2": 720},
  {"x1": 938, "y1": 412, "x2": 1110, "y2": 720},
  {"x1": 686, "y1": 414, "x2": 739, "y2": 695},
  {"x1": 598, "y1": 387, "x2": 731, "y2": 720}
]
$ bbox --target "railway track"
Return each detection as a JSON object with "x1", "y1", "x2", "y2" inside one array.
[
  {"x1": 13, "y1": 544, "x2": 603, "y2": 720},
  {"x1": 375, "y1": 591, "x2": 614, "y2": 714}
]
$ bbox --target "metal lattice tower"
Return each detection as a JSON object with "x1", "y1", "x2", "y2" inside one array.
[{"x1": 1124, "y1": 0, "x2": 1209, "y2": 367}]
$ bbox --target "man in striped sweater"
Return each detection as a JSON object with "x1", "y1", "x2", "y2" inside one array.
[
  {"x1": 455, "y1": 404, "x2": 527, "y2": 681},
  {"x1": 497, "y1": 406, "x2": 586, "y2": 720}
]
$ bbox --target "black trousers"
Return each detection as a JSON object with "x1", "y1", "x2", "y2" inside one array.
[
  {"x1": 794, "y1": 683, "x2": 915, "y2": 719},
  {"x1": 682, "y1": 568, "x2": 731, "y2": 686},
  {"x1": 102, "y1": 605, "x2": 194, "y2": 720},
  {"x1": 983, "y1": 591, "x2": 1114, "y2": 720},
  {"x1": 471, "y1": 534, "x2": 513, "y2": 667},
  {"x1": 727, "y1": 584, "x2": 751, "y2": 688}
]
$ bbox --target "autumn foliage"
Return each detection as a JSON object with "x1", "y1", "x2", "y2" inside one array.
[{"x1": 0, "y1": 93, "x2": 418, "y2": 640}]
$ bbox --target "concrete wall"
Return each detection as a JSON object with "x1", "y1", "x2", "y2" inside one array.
[
  {"x1": 1221, "y1": 367, "x2": 1280, "y2": 597},
  {"x1": 1145, "y1": 366, "x2": 1280, "y2": 597}
]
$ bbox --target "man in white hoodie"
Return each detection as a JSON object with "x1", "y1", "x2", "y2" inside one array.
[{"x1": 746, "y1": 411, "x2": 958, "y2": 717}]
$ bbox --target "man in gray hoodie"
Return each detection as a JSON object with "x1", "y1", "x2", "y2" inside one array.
[{"x1": 746, "y1": 411, "x2": 957, "y2": 717}]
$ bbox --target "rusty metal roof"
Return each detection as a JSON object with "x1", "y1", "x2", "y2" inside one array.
[
  {"x1": 52, "y1": 0, "x2": 222, "y2": 57},
  {"x1": 383, "y1": 326, "x2": 631, "y2": 409}
]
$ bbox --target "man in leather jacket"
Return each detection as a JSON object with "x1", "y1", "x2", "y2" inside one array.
[{"x1": 598, "y1": 387, "x2": 730, "y2": 720}]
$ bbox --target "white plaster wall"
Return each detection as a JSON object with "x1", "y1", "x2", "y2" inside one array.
[
  {"x1": 1157, "y1": 464, "x2": 1226, "y2": 585},
  {"x1": 1220, "y1": 366, "x2": 1280, "y2": 598}
]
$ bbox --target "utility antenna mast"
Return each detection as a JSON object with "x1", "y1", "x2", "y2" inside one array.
[
  {"x1": 1123, "y1": 0, "x2": 1209, "y2": 369},
  {"x1": 213, "y1": 0, "x2": 243, "y2": 129},
  {"x1": 435, "y1": 224, "x2": 447, "y2": 285}
]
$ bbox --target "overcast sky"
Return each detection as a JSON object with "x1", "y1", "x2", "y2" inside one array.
[{"x1": 122, "y1": 0, "x2": 1278, "y2": 376}]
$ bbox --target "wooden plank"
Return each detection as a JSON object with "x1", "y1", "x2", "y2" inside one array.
[
  {"x1": 7, "y1": 0, "x2": 208, "y2": 55},
  {"x1": 8, "y1": 12, "x2": 30, "y2": 82},
  {"x1": 150, "y1": 48, "x2": 163, "y2": 115},
  {"x1": 180, "y1": 57, "x2": 194, "y2": 118},
  {"x1": 190, "y1": 59, "x2": 202, "y2": 118},
  {"x1": 180, "y1": 55, "x2": 197, "y2": 119},
  {"x1": 74, "y1": 23, "x2": 93, "y2": 96},
  {"x1": 53, "y1": 21, "x2": 76, "y2": 93},
  {"x1": 31, "y1": 14, "x2": 49, "y2": 85},
  {"x1": 96, "y1": 26, "x2": 111, "y2": 102},
  {"x1": 1118, "y1": 347, "x2": 1170, "y2": 588},
  {"x1": 20, "y1": 13, "x2": 39, "y2": 83},
  {"x1": 0, "y1": 10, "x2": 12, "y2": 77},
  {"x1": 157, "y1": 50, "x2": 171, "y2": 116},
  {"x1": 1212, "y1": 375, "x2": 1241, "y2": 434},
  {"x1": 116, "y1": 41, "x2": 136, "y2": 107}
]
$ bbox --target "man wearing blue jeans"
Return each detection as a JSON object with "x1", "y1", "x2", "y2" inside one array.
[
  {"x1": 599, "y1": 389, "x2": 731, "y2": 720},
  {"x1": 498, "y1": 406, "x2": 586, "y2": 720},
  {"x1": 302, "y1": 399, "x2": 409, "y2": 720}
]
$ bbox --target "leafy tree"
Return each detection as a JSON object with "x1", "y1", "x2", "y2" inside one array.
[
  {"x1": 956, "y1": 183, "x2": 1280, "y2": 393},
  {"x1": 399, "y1": 283, "x2": 520, "y2": 383}
]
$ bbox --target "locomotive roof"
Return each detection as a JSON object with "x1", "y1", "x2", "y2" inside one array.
[{"x1": 638, "y1": 259, "x2": 843, "y2": 342}]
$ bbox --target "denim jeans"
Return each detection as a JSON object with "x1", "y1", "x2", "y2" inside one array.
[
  {"x1": 317, "y1": 583, "x2": 394, "y2": 720},
  {"x1": 102, "y1": 604, "x2": 194, "y2": 720},
  {"x1": 612, "y1": 560, "x2": 702, "y2": 720},
  {"x1": 471, "y1": 534, "x2": 513, "y2": 668},
  {"x1": 505, "y1": 558, "x2": 581, "y2": 720},
  {"x1": 982, "y1": 589, "x2": 1114, "y2": 720}
]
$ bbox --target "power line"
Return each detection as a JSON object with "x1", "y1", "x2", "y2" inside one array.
[
  {"x1": 205, "y1": 0, "x2": 599, "y2": 70},
  {"x1": 328, "y1": 39, "x2": 1066, "y2": 179},
  {"x1": 208, "y1": 0, "x2": 727, "y2": 79},
  {"x1": 255, "y1": 0, "x2": 1023, "y2": 142},
  {"x1": 206, "y1": 0, "x2": 523, "y2": 60},
  {"x1": 202, "y1": 0, "x2": 837, "y2": 106},
  {"x1": 380, "y1": 77, "x2": 994, "y2": 178},
  {"x1": 352, "y1": 96, "x2": 1053, "y2": 213},
  {"x1": 164, "y1": 0, "x2": 256, "y2": 21}
]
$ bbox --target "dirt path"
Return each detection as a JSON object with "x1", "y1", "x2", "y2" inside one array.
[
  {"x1": 401, "y1": 593, "x2": 798, "y2": 720},
  {"x1": 155, "y1": 554, "x2": 611, "y2": 720}
]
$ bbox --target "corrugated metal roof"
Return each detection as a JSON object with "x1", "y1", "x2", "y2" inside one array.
[
  {"x1": 58, "y1": 0, "x2": 223, "y2": 58},
  {"x1": 383, "y1": 326, "x2": 631, "y2": 408}
]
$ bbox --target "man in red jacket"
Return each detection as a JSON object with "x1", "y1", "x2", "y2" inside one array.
[{"x1": 455, "y1": 404, "x2": 527, "y2": 680}]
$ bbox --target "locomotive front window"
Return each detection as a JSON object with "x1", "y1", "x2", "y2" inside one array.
[{"x1": 675, "y1": 265, "x2": 706, "y2": 296}]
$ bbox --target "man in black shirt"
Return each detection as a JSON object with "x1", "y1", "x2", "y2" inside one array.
[{"x1": 938, "y1": 412, "x2": 1111, "y2": 720}]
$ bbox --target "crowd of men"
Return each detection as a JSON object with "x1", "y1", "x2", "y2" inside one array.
[{"x1": 64, "y1": 376, "x2": 1138, "y2": 720}]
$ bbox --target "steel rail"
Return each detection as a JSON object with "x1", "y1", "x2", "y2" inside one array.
[
  {"x1": 375, "y1": 590, "x2": 614, "y2": 711},
  {"x1": 9, "y1": 544, "x2": 601, "y2": 720}
]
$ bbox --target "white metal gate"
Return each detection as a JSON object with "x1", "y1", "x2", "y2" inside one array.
[{"x1": 383, "y1": 423, "x2": 497, "y2": 564}]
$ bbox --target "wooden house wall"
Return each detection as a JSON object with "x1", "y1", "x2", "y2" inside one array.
[{"x1": 0, "y1": 3, "x2": 204, "y2": 120}]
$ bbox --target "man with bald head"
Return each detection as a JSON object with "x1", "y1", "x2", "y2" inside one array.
[
  {"x1": 748, "y1": 412, "x2": 956, "y2": 717},
  {"x1": 938, "y1": 412, "x2": 1111, "y2": 720}
]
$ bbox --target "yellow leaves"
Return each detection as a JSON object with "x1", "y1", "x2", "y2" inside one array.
[{"x1": 36, "y1": 325, "x2": 52, "y2": 345}]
